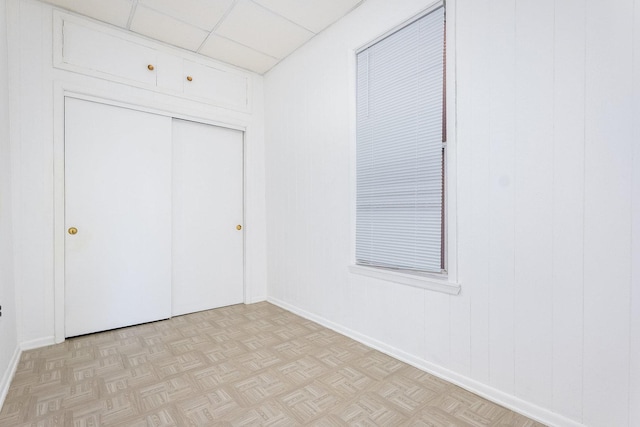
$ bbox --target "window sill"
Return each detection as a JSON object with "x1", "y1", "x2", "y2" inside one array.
[{"x1": 348, "y1": 265, "x2": 461, "y2": 295}]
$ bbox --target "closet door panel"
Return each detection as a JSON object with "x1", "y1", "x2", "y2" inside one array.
[
  {"x1": 182, "y1": 60, "x2": 249, "y2": 111},
  {"x1": 65, "y1": 98, "x2": 172, "y2": 337},
  {"x1": 172, "y1": 119, "x2": 244, "y2": 316},
  {"x1": 62, "y1": 20, "x2": 158, "y2": 86}
]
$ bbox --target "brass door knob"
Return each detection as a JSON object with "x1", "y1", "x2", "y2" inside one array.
[
  {"x1": 147, "y1": 64, "x2": 155, "y2": 70},
  {"x1": 236, "y1": 225, "x2": 242, "y2": 230},
  {"x1": 68, "y1": 227, "x2": 78, "y2": 235},
  {"x1": 186, "y1": 76, "x2": 193, "y2": 82}
]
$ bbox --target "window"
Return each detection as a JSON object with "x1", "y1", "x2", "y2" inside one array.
[{"x1": 355, "y1": 5, "x2": 446, "y2": 275}]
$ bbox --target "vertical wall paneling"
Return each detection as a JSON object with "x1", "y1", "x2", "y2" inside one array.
[
  {"x1": 289, "y1": 66, "x2": 308, "y2": 309},
  {"x1": 245, "y1": 77, "x2": 269, "y2": 304},
  {"x1": 264, "y1": 100, "x2": 288, "y2": 302},
  {"x1": 16, "y1": 0, "x2": 50, "y2": 342},
  {"x1": 513, "y1": 0, "x2": 555, "y2": 407},
  {"x1": 389, "y1": 286, "x2": 427, "y2": 358},
  {"x1": 291, "y1": 70, "x2": 309, "y2": 310},
  {"x1": 347, "y1": 277, "x2": 388, "y2": 344},
  {"x1": 424, "y1": 292, "x2": 451, "y2": 367},
  {"x1": 583, "y1": 0, "x2": 633, "y2": 425},
  {"x1": 40, "y1": 5, "x2": 55, "y2": 343},
  {"x1": 463, "y1": 0, "x2": 492, "y2": 384},
  {"x1": 0, "y1": 0, "x2": 19, "y2": 408},
  {"x1": 630, "y1": 0, "x2": 640, "y2": 424},
  {"x1": 310, "y1": 64, "x2": 351, "y2": 325},
  {"x1": 487, "y1": 0, "x2": 516, "y2": 394},
  {"x1": 5, "y1": 0, "x2": 22, "y2": 349},
  {"x1": 551, "y1": 0, "x2": 586, "y2": 420}
]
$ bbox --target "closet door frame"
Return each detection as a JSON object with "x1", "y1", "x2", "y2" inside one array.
[{"x1": 52, "y1": 84, "x2": 249, "y2": 343}]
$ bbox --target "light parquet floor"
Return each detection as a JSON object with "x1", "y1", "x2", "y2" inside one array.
[{"x1": 0, "y1": 302, "x2": 545, "y2": 426}]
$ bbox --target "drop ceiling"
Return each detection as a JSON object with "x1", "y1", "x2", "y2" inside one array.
[{"x1": 40, "y1": 0, "x2": 366, "y2": 74}]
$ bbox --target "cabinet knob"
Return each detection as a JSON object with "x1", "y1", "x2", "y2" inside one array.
[
  {"x1": 236, "y1": 225, "x2": 242, "y2": 231},
  {"x1": 68, "y1": 227, "x2": 78, "y2": 235},
  {"x1": 186, "y1": 76, "x2": 193, "y2": 82},
  {"x1": 147, "y1": 64, "x2": 155, "y2": 71}
]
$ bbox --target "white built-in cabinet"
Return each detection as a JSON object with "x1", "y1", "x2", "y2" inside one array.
[
  {"x1": 56, "y1": 11, "x2": 250, "y2": 337},
  {"x1": 55, "y1": 12, "x2": 250, "y2": 112},
  {"x1": 64, "y1": 98, "x2": 245, "y2": 337}
]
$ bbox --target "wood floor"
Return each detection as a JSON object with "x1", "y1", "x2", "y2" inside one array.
[{"x1": 0, "y1": 302, "x2": 545, "y2": 426}]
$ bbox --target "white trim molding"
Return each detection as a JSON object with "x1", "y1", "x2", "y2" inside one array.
[
  {"x1": 20, "y1": 336, "x2": 56, "y2": 351},
  {"x1": 348, "y1": 264, "x2": 460, "y2": 295},
  {"x1": 0, "y1": 345, "x2": 21, "y2": 410}
]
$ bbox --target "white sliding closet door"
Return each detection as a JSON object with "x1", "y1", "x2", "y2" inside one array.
[
  {"x1": 172, "y1": 119, "x2": 244, "y2": 316},
  {"x1": 65, "y1": 98, "x2": 172, "y2": 337}
]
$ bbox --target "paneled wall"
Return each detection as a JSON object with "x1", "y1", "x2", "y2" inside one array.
[
  {"x1": 264, "y1": 0, "x2": 639, "y2": 425},
  {"x1": 632, "y1": 0, "x2": 640, "y2": 420},
  {"x1": 0, "y1": 0, "x2": 19, "y2": 404}
]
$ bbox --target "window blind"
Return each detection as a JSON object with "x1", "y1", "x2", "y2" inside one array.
[{"x1": 356, "y1": 6, "x2": 445, "y2": 273}]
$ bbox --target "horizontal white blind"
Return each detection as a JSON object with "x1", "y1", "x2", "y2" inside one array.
[{"x1": 356, "y1": 7, "x2": 445, "y2": 273}]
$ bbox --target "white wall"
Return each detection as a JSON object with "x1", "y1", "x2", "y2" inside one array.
[
  {"x1": 631, "y1": 0, "x2": 640, "y2": 422},
  {"x1": 0, "y1": 0, "x2": 19, "y2": 407},
  {"x1": 5, "y1": 0, "x2": 268, "y2": 347},
  {"x1": 264, "y1": 0, "x2": 640, "y2": 426}
]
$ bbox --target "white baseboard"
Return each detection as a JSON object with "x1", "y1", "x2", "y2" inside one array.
[
  {"x1": 248, "y1": 296, "x2": 267, "y2": 304},
  {"x1": 267, "y1": 296, "x2": 583, "y2": 427},
  {"x1": 20, "y1": 336, "x2": 55, "y2": 351},
  {"x1": 0, "y1": 345, "x2": 21, "y2": 412}
]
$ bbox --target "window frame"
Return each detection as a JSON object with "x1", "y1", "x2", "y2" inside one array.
[{"x1": 348, "y1": 0, "x2": 460, "y2": 295}]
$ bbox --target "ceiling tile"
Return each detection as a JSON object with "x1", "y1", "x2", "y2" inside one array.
[
  {"x1": 252, "y1": 0, "x2": 363, "y2": 33},
  {"x1": 42, "y1": 0, "x2": 75, "y2": 9},
  {"x1": 215, "y1": 0, "x2": 314, "y2": 59},
  {"x1": 45, "y1": 0, "x2": 133, "y2": 28},
  {"x1": 200, "y1": 35, "x2": 279, "y2": 74},
  {"x1": 138, "y1": 0, "x2": 234, "y2": 31},
  {"x1": 130, "y1": 5, "x2": 209, "y2": 51}
]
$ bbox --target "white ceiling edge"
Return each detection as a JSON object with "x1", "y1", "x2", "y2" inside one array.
[{"x1": 36, "y1": 0, "x2": 368, "y2": 75}]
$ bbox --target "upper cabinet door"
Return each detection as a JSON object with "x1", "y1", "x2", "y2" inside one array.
[
  {"x1": 62, "y1": 20, "x2": 158, "y2": 86},
  {"x1": 182, "y1": 60, "x2": 249, "y2": 111},
  {"x1": 55, "y1": 12, "x2": 252, "y2": 113}
]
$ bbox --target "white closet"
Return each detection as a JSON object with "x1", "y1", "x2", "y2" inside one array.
[{"x1": 64, "y1": 98, "x2": 244, "y2": 337}]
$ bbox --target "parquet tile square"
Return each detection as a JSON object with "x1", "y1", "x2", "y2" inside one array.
[
  {"x1": 278, "y1": 382, "x2": 341, "y2": 423},
  {"x1": 0, "y1": 302, "x2": 546, "y2": 426},
  {"x1": 335, "y1": 392, "x2": 409, "y2": 425},
  {"x1": 369, "y1": 375, "x2": 438, "y2": 413}
]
